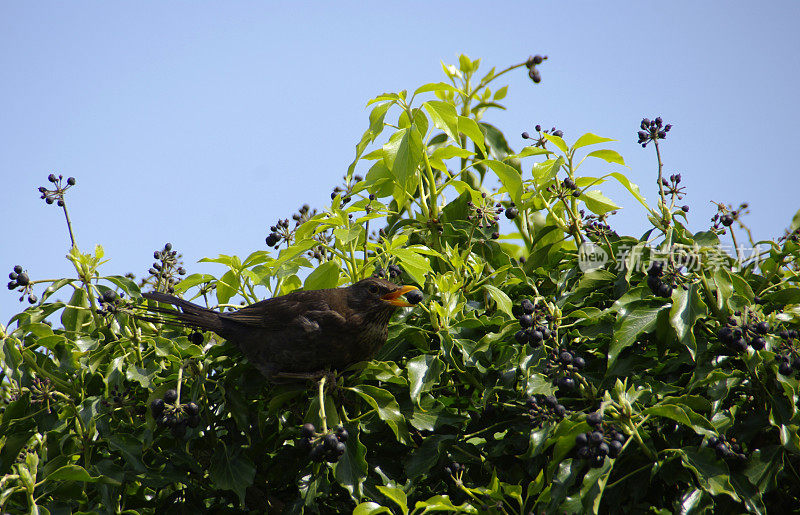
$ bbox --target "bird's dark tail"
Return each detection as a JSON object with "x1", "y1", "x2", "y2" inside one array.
[{"x1": 137, "y1": 292, "x2": 225, "y2": 333}]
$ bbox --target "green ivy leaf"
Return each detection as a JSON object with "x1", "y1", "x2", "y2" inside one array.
[
  {"x1": 353, "y1": 502, "x2": 392, "y2": 515},
  {"x1": 668, "y1": 283, "x2": 708, "y2": 359},
  {"x1": 47, "y1": 464, "x2": 121, "y2": 485},
  {"x1": 485, "y1": 160, "x2": 522, "y2": 205},
  {"x1": 608, "y1": 172, "x2": 647, "y2": 209},
  {"x1": 482, "y1": 284, "x2": 513, "y2": 316},
  {"x1": 334, "y1": 425, "x2": 368, "y2": 500},
  {"x1": 457, "y1": 116, "x2": 486, "y2": 156},
  {"x1": 582, "y1": 190, "x2": 621, "y2": 215},
  {"x1": 586, "y1": 149, "x2": 625, "y2": 165},
  {"x1": 215, "y1": 269, "x2": 240, "y2": 305},
  {"x1": 643, "y1": 403, "x2": 715, "y2": 436},
  {"x1": 348, "y1": 385, "x2": 410, "y2": 444},
  {"x1": 104, "y1": 275, "x2": 141, "y2": 298},
  {"x1": 677, "y1": 448, "x2": 740, "y2": 502},
  {"x1": 542, "y1": 133, "x2": 569, "y2": 154},
  {"x1": 423, "y1": 101, "x2": 459, "y2": 143},
  {"x1": 304, "y1": 260, "x2": 341, "y2": 290},
  {"x1": 390, "y1": 248, "x2": 430, "y2": 286},
  {"x1": 609, "y1": 301, "x2": 668, "y2": 369},
  {"x1": 413, "y1": 82, "x2": 463, "y2": 96},
  {"x1": 209, "y1": 444, "x2": 256, "y2": 506},
  {"x1": 572, "y1": 133, "x2": 615, "y2": 150},
  {"x1": 407, "y1": 355, "x2": 444, "y2": 404},
  {"x1": 61, "y1": 289, "x2": 89, "y2": 334},
  {"x1": 414, "y1": 494, "x2": 477, "y2": 513},
  {"x1": 376, "y1": 485, "x2": 408, "y2": 515},
  {"x1": 173, "y1": 273, "x2": 216, "y2": 294}
]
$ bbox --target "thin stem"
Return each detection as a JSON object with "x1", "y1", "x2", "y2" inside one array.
[
  {"x1": 729, "y1": 227, "x2": 742, "y2": 267},
  {"x1": 653, "y1": 139, "x2": 666, "y2": 208},
  {"x1": 363, "y1": 218, "x2": 370, "y2": 269},
  {"x1": 606, "y1": 463, "x2": 654, "y2": 489},
  {"x1": 318, "y1": 375, "x2": 328, "y2": 433},
  {"x1": 61, "y1": 201, "x2": 77, "y2": 248},
  {"x1": 176, "y1": 362, "x2": 185, "y2": 405}
]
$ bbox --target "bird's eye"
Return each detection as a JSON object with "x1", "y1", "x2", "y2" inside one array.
[{"x1": 368, "y1": 285, "x2": 379, "y2": 294}]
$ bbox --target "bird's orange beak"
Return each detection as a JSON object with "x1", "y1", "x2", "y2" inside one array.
[{"x1": 382, "y1": 285, "x2": 418, "y2": 307}]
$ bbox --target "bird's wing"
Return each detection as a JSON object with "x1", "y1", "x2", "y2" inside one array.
[{"x1": 220, "y1": 290, "x2": 347, "y2": 332}]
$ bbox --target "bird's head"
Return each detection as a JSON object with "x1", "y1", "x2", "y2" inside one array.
[{"x1": 349, "y1": 277, "x2": 421, "y2": 312}]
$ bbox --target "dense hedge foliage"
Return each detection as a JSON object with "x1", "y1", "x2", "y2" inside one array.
[{"x1": 2, "y1": 54, "x2": 800, "y2": 514}]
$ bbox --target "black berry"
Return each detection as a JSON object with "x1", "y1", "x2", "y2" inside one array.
[
  {"x1": 520, "y1": 299, "x2": 535, "y2": 314},
  {"x1": 322, "y1": 433, "x2": 339, "y2": 450},
  {"x1": 163, "y1": 389, "x2": 178, "y2": 404},
  {"x1": 656, "y1": 282, "x2": 673, "y2": 298},
  {"x1": 586, "y1": 411, "x2": 603, "y2": 427},
  {"x1": 184, "y1": 402, "x2": 199, "y2": 416},
  {"x1": 151, "y1": 398, "x2": 165, "y2": 417},
  {"x1": 557, "y1": 376, "x2": 575, "y2": 391},
  {"x1": 406, "y1": 289, "x2": 423, "y2": 305}
]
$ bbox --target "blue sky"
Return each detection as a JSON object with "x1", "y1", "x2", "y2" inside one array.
[{"x1": 2, "y1": 2, "x2": 799, "y2": 321}]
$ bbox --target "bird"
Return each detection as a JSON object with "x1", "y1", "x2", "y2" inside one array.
[{"x1": 137, "y1": 277, "x2": 420, "y2": 379}]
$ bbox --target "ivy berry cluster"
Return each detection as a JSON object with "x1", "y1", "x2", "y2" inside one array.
[
  {"x1": 331, "y1": 174, "x2": 363, "y2": 204},
  {"x1": 7, "y1": 265, "x2": 37, "y2": 304},
  {"x1": 717, "y1": 312, "x2": 771, "y2": 352},
  {"x1": 444, "y1": 460, "x2": 467, "y2": 479},
  {"x1": 521, "y1": 125, "x2": 564, "y2": 149},
  {"x1": 373, "y1": 264, "x2": 403, "y2": 280},
  {"x1": 144, "y1": 243, "x2": 185, "y2": 294},
  {"x1": 636, "y1": 117, "x2": 671, "y2": 147},
  {"x1": 525, "y1": 394, "x2": 566, "y2": 425},
  {"x1": 466, "y1": 193, "x2": 504, "y2": 239},
  {"x1": 513, "y1": 298, "x2": 553, "y2": 346},
  {"x1": 97, "y1": 289, "x2": 122, "y2": 315},
  {"x1": 660, "y1": 173, "x2": 689, "y2": 212},
  {"x1": 710, "y1": 202, "x2": 748, "y2": 234},
  {"x1": 646, "y1": 261, "x2": 674, "y2": 298},
  {"x1": 38, "y1": 173, "x2": 76, "y2": 206},
  {"x1": 580, "y1": 209, "x2": 618, "y2": 240},
  {"x1": 776, "y1": 329, "x2": 800, "y2": 376},
  {"x1": 267, "y1": 204, "x2": 321, "y2": 250},
  {"x1": 708, "y1": 435, "x2": 747, "y2": 463},
  {"x1": 299, "y1": 423, "x2": 348, "y2": 463},
  {"x1": 101, "y1": 383, "x2": 146, "y2": 417},
  {"x1": 29, "y1": 377, "x2": 58, "y2": 413},
  {"x1": 546, "y1": 347, "x2": 586, "y2": 393},
  {"x1": 524, "y1": 54, "x2": 548, "y2": 83},
  {"x1": 151, "y1": 389, "x2": 201, "y2": 438},
  {"x1": 574, "y1": 411, "x2": 627, "y2": 468}
]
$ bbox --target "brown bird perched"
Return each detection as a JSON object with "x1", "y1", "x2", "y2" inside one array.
[{"x1": 138, "y1": 277, "x2": 420, "y2": 379}]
